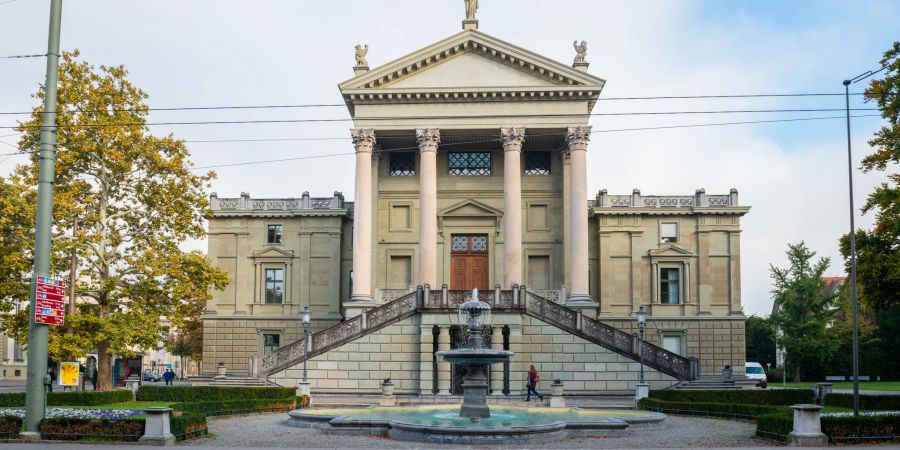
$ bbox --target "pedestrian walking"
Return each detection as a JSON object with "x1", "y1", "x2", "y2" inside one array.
[
  {"x1": 91, "y1": 367, "x2": 98, "y2": 390},
  {"x1": 163, "y1": 369, "x2": 172, "y2": 385},
  {"x1": 47, "y1": 367, "x2": 56, "y2": 393},
  {"x1": 525, "y1": 365, "x2": 543, "y2": 402}
]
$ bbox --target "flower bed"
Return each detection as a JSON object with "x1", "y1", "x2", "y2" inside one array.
[{"x1": 0, "y1": 408, "x2": 142, "y2": 420}]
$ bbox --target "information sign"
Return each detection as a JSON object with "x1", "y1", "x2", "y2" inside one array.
[
  {"x1": 59, "y1": 361, "x2": 79, "y2": 386},
  {"x1": 34, "y1": 276, "x2": 66, "y2": 326}
]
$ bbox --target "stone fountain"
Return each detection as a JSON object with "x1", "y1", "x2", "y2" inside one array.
[{"x1": 436, "y1": 288, "x2": 513, "y2": 422}]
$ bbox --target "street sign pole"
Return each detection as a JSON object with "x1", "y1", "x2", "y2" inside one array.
[{"x1": 24, "y1": 0, "x2": 64, "y2": 435}]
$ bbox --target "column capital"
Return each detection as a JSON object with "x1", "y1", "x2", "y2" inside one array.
[
  {"x1": 500, "y1": 127, "x2": 525, "y2": 152},
  {"x1": 565, "y1": 126, "x2": 592, "y2": 151},
  {"x1": 351, "y1": 128, "x2": 376, "y2": 153},
  {"x1": 416, "y1": 128, "x2": 441, "y2": 153}
]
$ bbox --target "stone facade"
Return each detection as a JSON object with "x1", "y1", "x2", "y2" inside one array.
[{"x1": 201, "y1": 20, "x2": 750, "y2": 390}]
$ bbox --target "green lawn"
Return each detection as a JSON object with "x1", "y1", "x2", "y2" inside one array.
[{"x1": 772, "y1": 381, "x2": 900, "y2": 391}]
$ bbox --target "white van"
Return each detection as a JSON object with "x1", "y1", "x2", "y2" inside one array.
[{"x1": 745, "y1": 362, "x2": 767, "y2": 388}]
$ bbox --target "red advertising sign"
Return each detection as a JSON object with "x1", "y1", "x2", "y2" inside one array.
[{"x1": 34, "y1": 276, "x2": 66, "y2": 326}]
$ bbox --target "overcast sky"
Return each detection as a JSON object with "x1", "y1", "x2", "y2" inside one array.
[{"x1": 1, "y1": 0, "x2": 897, "y2": 316}]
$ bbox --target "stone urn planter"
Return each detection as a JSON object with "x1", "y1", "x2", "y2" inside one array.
[
  {"x1": 380, "y1": 379, "x2": 396, "y2": 406},
  {"x1": 215, "y1": 362, "x2": 227, "y2": 379},
  {"x1": 549, "y1": 380, "x2": 565, "y2": 407},
  {"x1": 722, "y1": 365, "x2": 733, "y2": 382},
  {"x1": 550, "y1": 381, "x2": 564, "y2": 397}
]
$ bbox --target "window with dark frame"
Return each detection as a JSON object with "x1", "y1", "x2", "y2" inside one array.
[
  {"x1": 660, "y1": 268, "x2": 680, "y2": 304},
  {"x1": 448, "y1": 152, "x2": 491, "y2": 176},
  {"x1": 265, "y1": 268, "x2": 284, "y2": 304},
  {"x1": 267, "y1": 224, "x2": 282, "y2": 244},
  {"x1": 524, "y1": 151, "x2": 551, "y2": 175},
  {"x1": 263, "y1": 334, "x2": 280, "y2": 354},
  {"x1": 389, "y1": 152, "x2": 416, "y2": 176}
]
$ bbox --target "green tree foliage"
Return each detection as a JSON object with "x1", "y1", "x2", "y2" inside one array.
[
  {"x1": 0, "y1": 50, "x2": 228, "y2": 390},
  {"x1": 745, "y1": 316, "x2": 776, "y2": 369},
  {"x1": 840, "y1": 41, "x2": 900, "y2": 311},
  {"x1": 769, "y1": 242, "x2": 840, "y2": 382}
]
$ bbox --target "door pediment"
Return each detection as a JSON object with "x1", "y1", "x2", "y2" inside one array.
[
  {"x1": 438, "y1": 198, "x2": 502, "y2": 235},
  {"x1": 649, "y1": 245, "x2": 694, "y2": 258},
  {"x1": 251, "y1": 247, "x2": 294, "y2": 259}
]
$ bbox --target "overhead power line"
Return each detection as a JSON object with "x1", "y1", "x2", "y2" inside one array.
[
  {"x1": 0, "y1": 108, "x2": 881, "y2": 130},
  {"x1": 0, "y1": 92, "x2": 875, "y2": 116},
  {"x1": 0, "y1": 53, "x2": 45, "y2": 59}
]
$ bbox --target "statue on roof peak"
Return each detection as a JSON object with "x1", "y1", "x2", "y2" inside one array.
[{"x1": 465, "y1": 0, "x2": 479, "y2": 20}]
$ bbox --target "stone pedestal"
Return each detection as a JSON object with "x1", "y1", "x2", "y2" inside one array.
[
  {"x1": 125, "y1": 378, "x2": 140, "y2": 400},
  {"x1": 460, "y1": 365, "x2": 490, "y2": 421},
  {"x1": 634, "y1": 383, "x2": 650, "y2": 404},
  {"x1": 816, "y1": 383, "x2": 833, "y2": 405},
  {"x1": 549, "y1": 382, "x2": 565, "y2": 408},
  {"x1": 462, "y1": 19, "x2": 478, "y2": 30},
  {"x1": 140, "y1": 407, "x2": 175, "y2": 446},
  {"x1": 297, "y1": 380, "x2": 311, "y2": 397},
  {"x1": 215, "y1": 364, "x2": 227, "y2": 379},
  {"x1": 788, "y1": 404, "x2": 828, "y2": 447}
]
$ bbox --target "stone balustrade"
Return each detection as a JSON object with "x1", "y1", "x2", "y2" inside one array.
[
  {"x1": 595, "y1": 188, "x2": 739, "y2": 208},
  {"x1": 209, "y1": 191, "x2": 347, "y2": 211}
]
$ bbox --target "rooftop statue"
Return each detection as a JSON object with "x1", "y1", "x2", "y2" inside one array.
[
  {"x1": 354, "y1": 44, "x2": 369, "y2": 68},
  {"x1": 464, "y1": 0, "x2": 478, "y2": 20},
  {"x1": 573, "y1": 40, "x2": 588, "y2": 64}
]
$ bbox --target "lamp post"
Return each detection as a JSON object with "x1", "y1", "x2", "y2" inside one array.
[
  {"x1": 637, "y1": 305, "x2": 646, "y2": 384},
  {"x1": 301, "y1": 305, "x2": 311, "y2": 384},
  {"x1": 843, "y1": 66, "x2": 885, "y2": 416}
]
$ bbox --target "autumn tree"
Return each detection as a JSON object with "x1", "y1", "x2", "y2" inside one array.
[
  {"x1": 769, "y1": 242, "x2": 840, "y2": 382},
  {"x1": 0, "y1": 50, "x2": 227, "y2": 390},
  {"x1": 840, "y1": 41, "x2": 900, "y2": 311}
]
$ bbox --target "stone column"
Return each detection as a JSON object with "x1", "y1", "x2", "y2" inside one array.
[
  {"x1": 437, "y1": 325, "x2": 451, "y2": 395},
  {"x1": 348, "y1": 128, "x2": 376, "y2": 311},
  {"x1": 490, "y1": 326, "x2": 504, "y2": 395},
  {"x1": 565, "y1": 126, "x2": 597, "y2": 307},
  {"x1": 417, "y1": 128, "x2": 440, "y2": 287},
  {"x1": 501, "y1": 127, "x2": 525, "y2": 288}
]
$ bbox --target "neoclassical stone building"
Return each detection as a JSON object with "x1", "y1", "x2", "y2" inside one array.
[{"x1": 202, "y1": 12, "x2": 749, "y2": 395}]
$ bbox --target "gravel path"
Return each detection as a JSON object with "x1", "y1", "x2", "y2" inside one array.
[{"x1": 181, "y1": 412, "x2": 773, "y2": 448}]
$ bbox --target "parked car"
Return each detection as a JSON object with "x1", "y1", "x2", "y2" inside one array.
[
  {"x1": 142, "y1": 370, "x2": 161, "y2": 382},
  {"x1": 745, "y1": 362, "x2": 767, "y2": 388}
]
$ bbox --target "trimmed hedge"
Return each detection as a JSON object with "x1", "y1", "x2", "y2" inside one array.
[
  {"x1": 757, "y1": 412, "x2": 900, "y2": 444},
  {"x1": 171, "y1": 397, "x2": 297, "y2": 417},
  {"x1": 648, "y1": 389, "x2": 814, "y2": 405},
  {"x1": 137, "y1": 385, "x2": 295, "y2": 402},
  {"x1": 825, "y1": 393, "x2": 900, "y2": 411},
  {"x1": 0, "y1": 389, "x2": 133, "y2": 408},
  {"x1": 40, "y1": 417, "x2": 145, "y2": 442},
  {"x1": 170, "y1": 412, "x2": 208, "y2": 441},
  {"x1": 639, "y1": 397, "x2": 788, "y2": 419},
  {"x1": 0, "y1": 415, "x2": 22, "y2": 439},
  {"x1": 756, "y1": 412, "x2": 793, "y2": 441}
]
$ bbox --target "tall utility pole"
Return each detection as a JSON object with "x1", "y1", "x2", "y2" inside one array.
[
  {"x1": 67, "y1": 215, "x2": 77, "y2": 334},
  {"x1": 24, "y1": 0, "x2": 63, "y2": 436}
]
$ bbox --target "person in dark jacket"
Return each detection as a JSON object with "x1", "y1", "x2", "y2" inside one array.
[{"x1": 526, "y1": 365, "x2": 543, "y2": 402}]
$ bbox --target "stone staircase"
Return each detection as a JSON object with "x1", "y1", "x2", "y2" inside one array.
[
  {"x1": 188, "y1": 374, "x2": 279, "y2": 387},
  {"x1": 257, "y1": 286, "x2": 700, "y2": 381},
  {"x1": 672, "y1": 376, "x2": 759, "y2": 390}
]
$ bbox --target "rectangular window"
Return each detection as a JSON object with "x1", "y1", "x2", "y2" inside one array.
[
  {"x1": 660, "y1": 222, "x2": 678, "y2": 243},
  {"x1": 265, "y1": 268, "x2": 284, "y2": 304},
  {"x1": 263, "y1": 334, "x2": 280, "y2": 354},
  {"x1": 448, "y1": 152, "x2": 491, "y2": 176},
  {"x1": 662, "y1": 335, "x2": 683, "y2": 355},
  {"x1": 389, "y1": 152, "x2": 416, "y2": 176},
  {"x1": 660, "y1": 268, "x2": 680, "y2": 304},
  {"x1": 523, "y1": 151, "x2": 551, "y2": 175},
  {"x1": 267, "y1": 224, "x2": 283, "y2": 244}
]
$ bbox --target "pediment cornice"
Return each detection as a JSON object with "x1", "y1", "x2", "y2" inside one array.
[
  {"x1": 438, "y1": 198, "x2": 503, "y2": 218},
  {"x1": 251, "y1": 247, "x2": 295, "y2": 259},
  {"x1": 649, "y1": 245, "x2": 695, "y2": 258}
]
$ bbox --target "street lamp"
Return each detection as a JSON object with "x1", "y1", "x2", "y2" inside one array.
[
  {"x1": 301, "y1": 305, "x2": 311, "y2": 384},
  {"x1": 843, "y1": 66, "x2": 886, "y2": 416},
  {"x1": 637, "y1": 305, "x2": 646, "y2": 384}
]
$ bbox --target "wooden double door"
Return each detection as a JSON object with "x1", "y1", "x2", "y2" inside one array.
[{"x1": 450, "y1": 234, "x2": 489, "y2": 291}]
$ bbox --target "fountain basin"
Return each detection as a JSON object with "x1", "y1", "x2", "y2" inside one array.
[{"x1": 287, "y1": 405, "x2": 664, "y2": 444}]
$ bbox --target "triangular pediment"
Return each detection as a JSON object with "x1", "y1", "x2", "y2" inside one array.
[
  {"x1": 439, "y1": 198, "x2": 502, "y2": 218},
  {"x1": 649, "y1": 245, "x2": 694, "y2": 257},
  {"x1": 340, "y1": 30, "x2": 605, "y2": 93},
  {"x1": 251, "y1": 247, "x2": 294, "y2": 258}
]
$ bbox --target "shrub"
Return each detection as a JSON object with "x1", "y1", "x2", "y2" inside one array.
[
  {"x1": 137, "y1": 386, "x2": 295, "y2": 402},
  {"x1": 170, "y1": 412, "x2": 207, "y2": 441},
  {"x1": 755, "y1": 412, "x2": 793, "y2": 442},
  {"x1": 0, "y1": 390, "x2": 132, "y2": 408},
  {"x1": 171, "y1": 397, "x2": 296, "y2": 417},
  {"x1": 648, "y1": 389, "x2": 814, "y2": 405},
  {"x1": 0, "y1": 415, "x2": 22, "y2": 439},
  {"x1": 823, "y1": 413, "x2": 900, "y2": 443},
  {"x1": 639, "y1": 397, "x2": 788, "y2": 419},
  {"x1": 825, "y1": 393, "x2": 900, "y2": 411},
  {"x1": 39, "y1": 417, "x2": 145, "y2": 442}
]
